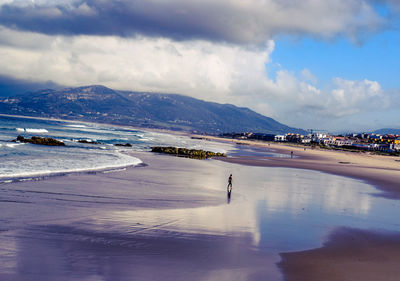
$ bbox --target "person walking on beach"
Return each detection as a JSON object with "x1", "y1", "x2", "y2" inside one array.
[{"x1": 227, "y1": 174, "x2": 233, "y2": 192}]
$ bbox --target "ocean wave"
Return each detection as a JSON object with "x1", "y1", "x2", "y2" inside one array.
[
  {"x1": 26, "y1": 128, "x2": 49, "y2": 133},
  {"x1": 6, "y1": 143, "x2": 25, "y2": 148},
  {"x1": 16, "y1": 128, "x2": 49, "y2": 133},
  {"x1": 66, "y1": 124, "x2": 87, "y2": 128},
  {"x1": 0, "y1": 155, "x2": 143, "y2": 181},
  {"x1": 0, "y1": 179, "x2": 13, "y2": 184}
]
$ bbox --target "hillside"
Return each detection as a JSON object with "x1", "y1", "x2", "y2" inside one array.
[
  {"x1": 0, "y1": 85, "x2": 306, "y2": 134},
  {"x1": 372, "y1": 128, "x2": 400, "y2": 135}
]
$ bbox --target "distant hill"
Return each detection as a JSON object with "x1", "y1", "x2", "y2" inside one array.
[
  {"x1": 0, "y1": 74, "x2": 62, "y2": 97},
  {"x1": 0, "y1": 85, "x2": 306, "y2": 134},
  {"x1": 372, "y1": 128, "x2": 400, "y2": 135}
]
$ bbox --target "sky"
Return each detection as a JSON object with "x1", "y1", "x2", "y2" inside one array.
[{"x1": 0, "y1": 0, "x2": 399, "y2": 132}]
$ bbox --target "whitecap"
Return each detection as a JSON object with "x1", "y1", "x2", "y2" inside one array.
[
  {"x1": 1, "y1": 180, "x2": 13, "y2": 184},
  {"x1": 16, "y1": 128, "x2": 25, "y2": 132},
  {"x1": 6, "y1": 143, "x2": 24, "y2": 148},
  {"x1": 19, "y1": 178, "x2": 34, "y2": 182},
  {"x1": 25, "y1": 128, "x2": 49, "y2": 133},
  {"x1": 66, "y1": 124, "x2": 87, "y2": 128}
]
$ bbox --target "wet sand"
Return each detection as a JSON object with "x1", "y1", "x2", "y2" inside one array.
[
  {"x1": 204, "y1": 136, "x2": 400, "y2": 199},
  {"x1": 200, "y1": 136, "x2": 400, "y2": 281},
  {"x1": 0, "y1": 152, "x2": 283, "y2": 280},
  {"x1": 279, "y1": 227, "x2": 400, "y2": 281},
  {"x1": 2, "y1": 139, "x2": 400, "y2": 281}
]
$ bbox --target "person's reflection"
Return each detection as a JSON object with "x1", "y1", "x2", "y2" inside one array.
[{"x1": 227, "y1": 190, "x2": 231, "y2": 204}]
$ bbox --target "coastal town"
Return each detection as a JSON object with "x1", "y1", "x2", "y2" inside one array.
[{"x1": 221, "y1": 131, "x2": 400, "y2": 154}]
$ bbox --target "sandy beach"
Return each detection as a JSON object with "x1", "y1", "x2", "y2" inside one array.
[
  {"x1": 199, "y1": 136, "x2": 400, "y2": 281},
  {"x1": 0, "y1": 151, "x2": 285, "y2": 280},
  {"x1": 1, "y1": 136, "x2": 400, "y2": 281},
  {"x1": 201, "y1": 135, "x2": 400, "y2": 199}
]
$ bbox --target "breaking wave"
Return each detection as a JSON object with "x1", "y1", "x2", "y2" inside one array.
[{"x1": 16, "y1": 128, "x2": 49, "y2": 133}]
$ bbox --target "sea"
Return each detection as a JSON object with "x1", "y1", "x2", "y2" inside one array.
[{"x1": 0, "y1": 115, "x2": 229, "y2": 183}]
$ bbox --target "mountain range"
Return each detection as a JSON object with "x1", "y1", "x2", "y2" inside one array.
[{"x1": 0, "y1": 85, "x2": 306, "y2": 134}]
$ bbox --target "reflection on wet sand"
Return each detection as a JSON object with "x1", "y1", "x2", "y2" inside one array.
[
  {"x1": 99, "y1": 166, "x2": 385, "y2": 250},
  {"x1": 1, "y1": 153, "x2": 400, "y2": 281}
]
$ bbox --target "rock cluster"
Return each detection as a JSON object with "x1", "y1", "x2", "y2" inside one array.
[
  {"x1": 13, "y1": 135, "x2": 65, "y2": 146},
  {"x1": 151, "y1": 146, "x2": 226, "y2": 159},
  {"x1": 115, "y1": 143, "x2": 133, "y2": 147},
  {"x1": 78, "y1": 139, "x2": 101, "y2": 144}
]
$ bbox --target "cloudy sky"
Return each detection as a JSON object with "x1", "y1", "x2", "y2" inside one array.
[{"x1": 0, "y1": 0, "x2": 399, "y2": 132}]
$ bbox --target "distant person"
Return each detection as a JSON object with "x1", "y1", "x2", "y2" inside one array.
[
  {"x1": 291, "y1": 151, "x2": 293, "y2": 158},
  {"x1": 227, "y1": 174, "x2": 233, "y2": 192}
]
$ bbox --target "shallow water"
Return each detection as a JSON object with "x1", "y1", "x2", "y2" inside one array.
[
  {"x1": 1, "y1": 151, "x2": 400, "y2": 281},
  {"x1": 0, "y1": 115, "x2": 232, "y2": 181}
]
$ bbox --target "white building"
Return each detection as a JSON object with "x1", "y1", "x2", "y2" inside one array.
[{"x1": 274, "y1": 135, "x2": 286, "y2": 142}]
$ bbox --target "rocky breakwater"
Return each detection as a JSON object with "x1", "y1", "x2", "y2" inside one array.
[
  {"x1": 13, "y1": 135, "x2": 65, "y2": 146},
  {"x1": 151, "y1": 146, "x2": 226, "y2": 159}
]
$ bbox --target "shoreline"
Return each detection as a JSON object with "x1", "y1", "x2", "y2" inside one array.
[
  {"x1": 0, "y1": 151, "x2": 285, "y2": 280},
  {"x1": 201, "y1": 135, "x2": 400, "y2": 199}
]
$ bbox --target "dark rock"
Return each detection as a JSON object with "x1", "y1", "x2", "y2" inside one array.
[
  {"x1": 151, "y1": 146, "x2": 226, "y2": 159},
  {"x1": 13, "y1": 135, "x2": 65, "y2": 146},
  {"x1": 115, "y1": 143, "x2": 132, "y2": 147},
  {"x1": 78, "y1": 139, "x2": 101, "y2": 144}
]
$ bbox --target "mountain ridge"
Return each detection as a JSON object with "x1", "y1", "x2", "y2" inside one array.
[
  {"x1": 372, "y1": 128, "x2": 400, "y2": 135},
  {"x1": 0, "y1": 85, "x2": 306, "y2": 134}
]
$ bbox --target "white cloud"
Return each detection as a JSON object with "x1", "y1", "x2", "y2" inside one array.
[
  {"x1": 0, "y1": 0, "x2": 13, "y2": 5},
  {"x1": 0, "y1": 26, "x2": 394, "y2": 131},
  {"x1": 0, "y1": 26, "x2": 274, "y2": 103},
  {"x1": 301, "y1": 69, "x2": 318, "y2": 85},
  {"x1": 328, "y1": 78, "x2": 387, "y2": 116}
]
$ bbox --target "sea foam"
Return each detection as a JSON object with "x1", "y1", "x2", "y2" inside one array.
[
  {"x1": 66, "y1": 124, "x2": 87, "y2": 128},
  {"x1": 16, "y1": 128, "x2": 49, "y2": 133},
  {"x1": 6, "y1": 143, "x2": 25, "y2": 148},
  {"x1": 26, "y1": 128, "x2": 49, "y2": 133},
  {"x1": 0, "y1": 154, "x2": 143, "y2": 180}
]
